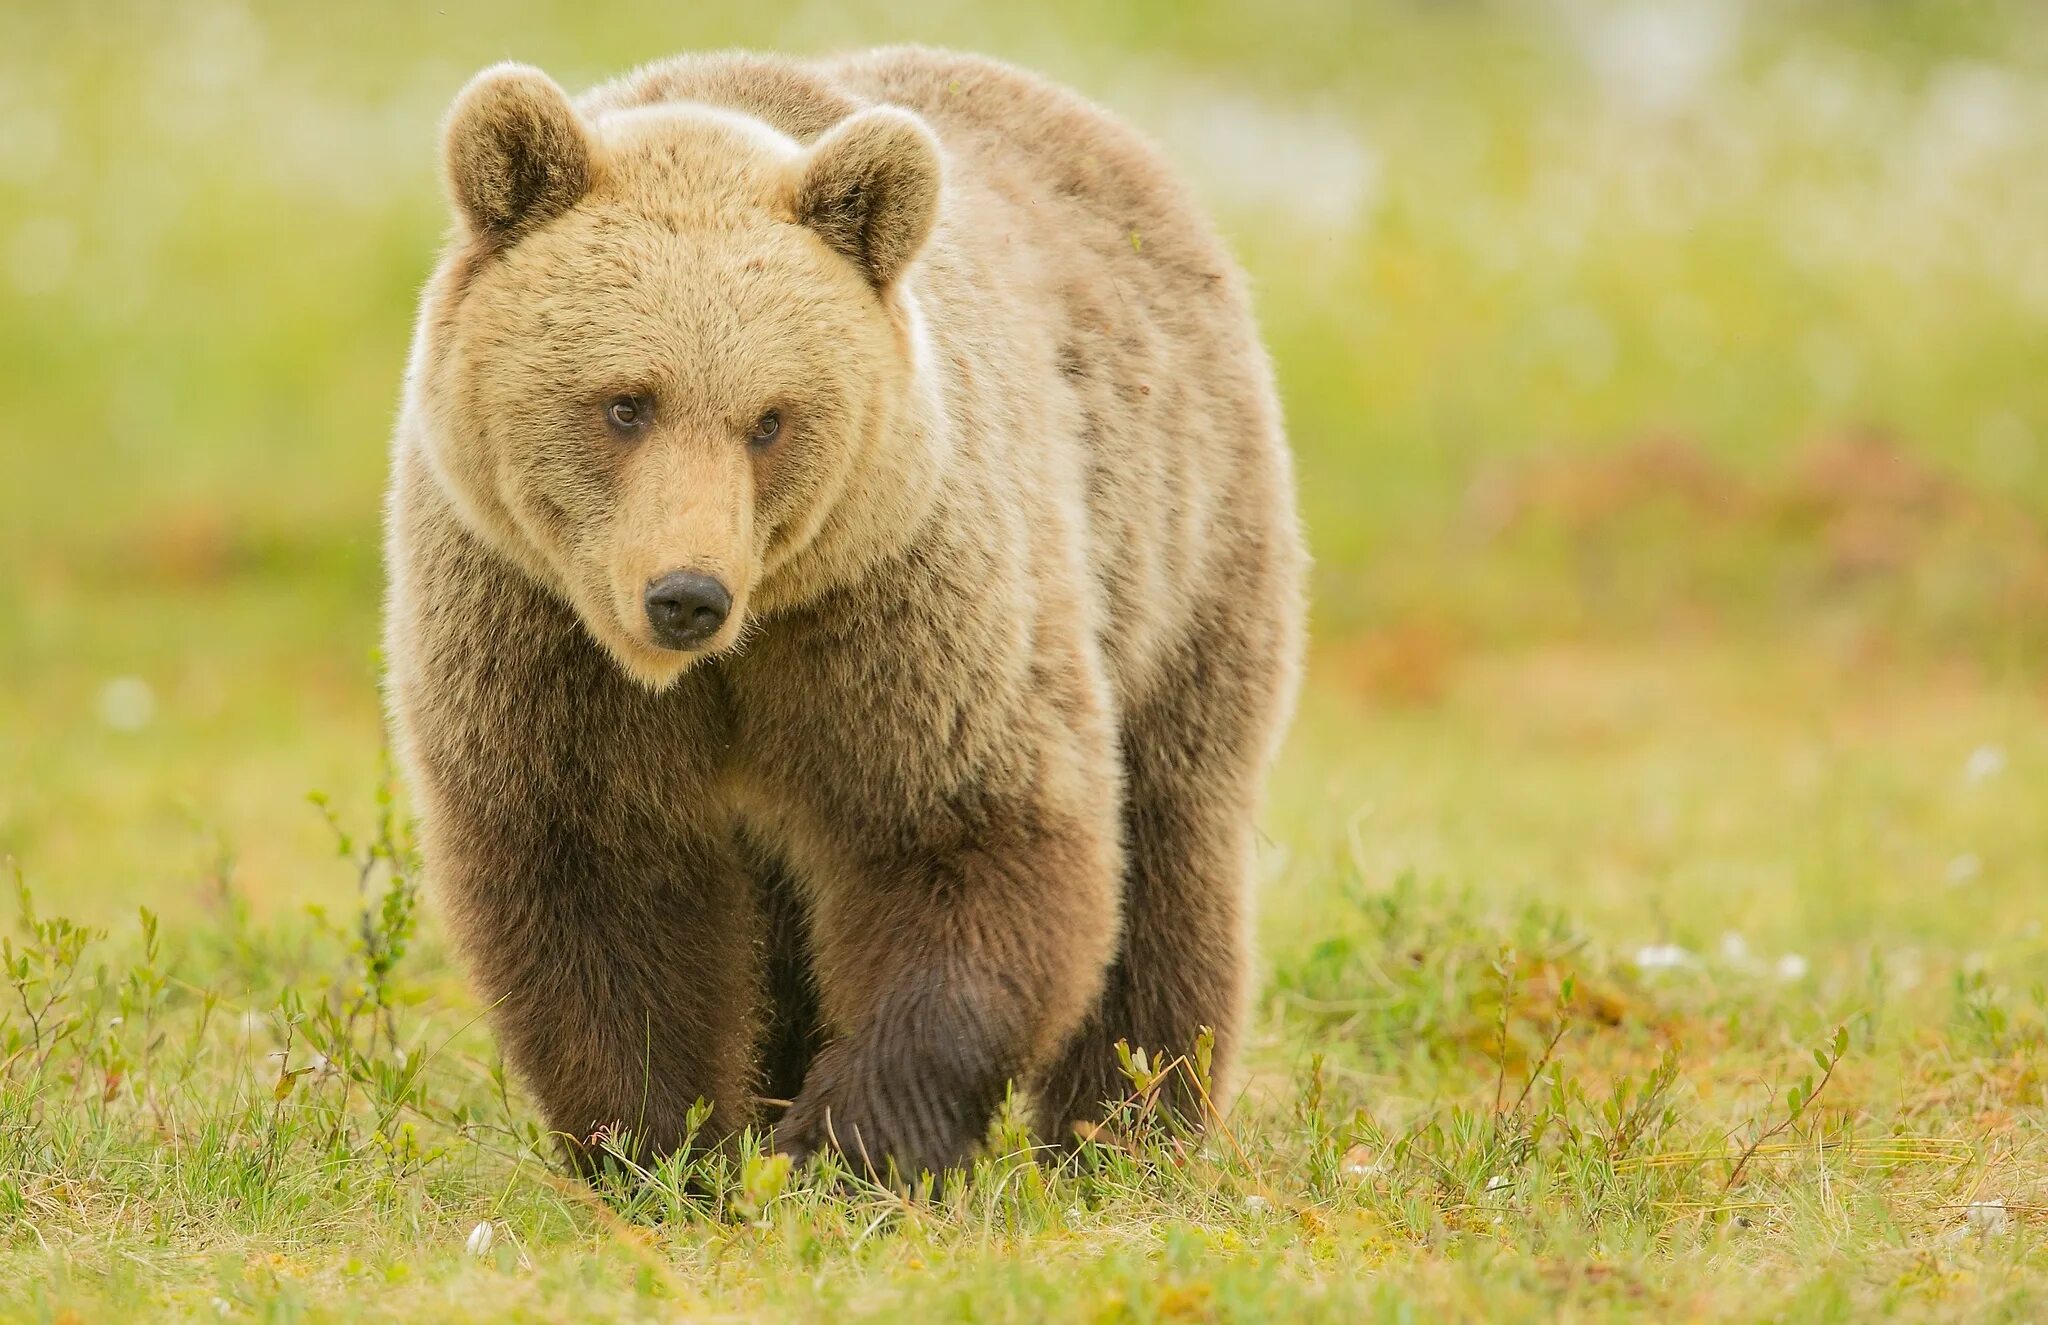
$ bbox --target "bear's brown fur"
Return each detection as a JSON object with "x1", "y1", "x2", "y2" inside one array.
[{"x1": 384, "y1": 46, "x2": 1305, "y2": 1177}]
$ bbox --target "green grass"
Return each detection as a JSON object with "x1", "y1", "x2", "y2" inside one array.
[{"x1": 4, "y1": 0, "x2": 2048, "y2": 1318}]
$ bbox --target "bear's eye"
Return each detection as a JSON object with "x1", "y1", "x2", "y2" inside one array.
[
  {"x1": 748, "y1": 409, "x2": 783, "y2": 447},
  {"x1": 605, "y1": 395, "x2": 650, "y2": 434}
]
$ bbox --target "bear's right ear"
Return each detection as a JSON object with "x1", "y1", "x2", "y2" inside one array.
[{"x1": 442, "y1": 63, "x2": 592, "y2": 242}]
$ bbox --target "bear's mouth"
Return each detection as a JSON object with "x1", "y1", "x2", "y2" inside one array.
[{"x1": 579, "y1": 573, "x2": 752, "y2": 691}]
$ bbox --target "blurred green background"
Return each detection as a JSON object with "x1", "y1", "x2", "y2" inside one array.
[{"x1": 1, "y1": 0, "x2": 2044, "y2": 956}]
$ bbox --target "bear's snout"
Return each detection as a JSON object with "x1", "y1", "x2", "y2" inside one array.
[{"x1": 644, "y1": 571, "x2": 732, "y2": 650}]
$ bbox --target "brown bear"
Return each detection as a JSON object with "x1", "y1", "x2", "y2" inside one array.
[{"x1": 384, "y1": 46, "x2": 1305, "y2": 1178}]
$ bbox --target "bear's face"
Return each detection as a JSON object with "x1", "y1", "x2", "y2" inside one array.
[{"x1": 414, "y1": 65, "x2": 942, "y2": 689}]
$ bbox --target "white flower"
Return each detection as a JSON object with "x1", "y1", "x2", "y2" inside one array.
[
  {"x1": 465, "y1": 1221, "x2": 496, "y2": 1257},
  {"x1": 1634, "y1": 943, "x2": 1696, "y2": 971},
  {"x1": 1719, "y1": 932, "x2": 1751, "y2": 965},
  {"x1": 1965, "y1": 1199, "x2": 2009, "y2": 1236},
  {"x1": 1946, "y1": 854, "x2": 1983, "y2": 886},
  {"x1": 1340, "y1": 1144, "x2": 1384, "y2": 1183},
  {"x1": 1484, "y1": 1174, "x2": 1512, "y2": 1195},
  {"x1": 1241, "y1": 1194, "x2": 1270, "y2": 1215},
  {"x1": 1579, "y1": 0, "x2": 1737, "y2": 115},
  {"x1": 1775, "y1": 953, "x2": 1809, "y2": 981},
  {"x1": 97, "y1": 676, "x2": 156, "y2": 732},
  {"x1": 1965, "y1": 746, "x2": 2007, "y2": 784}
]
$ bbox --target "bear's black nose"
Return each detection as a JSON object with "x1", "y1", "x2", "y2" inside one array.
[{"x1": 644, "y1": 571, "x2": 732, "y2": 649}]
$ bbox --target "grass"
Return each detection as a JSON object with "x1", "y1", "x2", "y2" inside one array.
[
  {"x1": 4, "y1": 0, "x2": 2048, "y2": 1318},
  {"x1": 5, "y1": 761, "x2": 2046, "y2": 1321}
]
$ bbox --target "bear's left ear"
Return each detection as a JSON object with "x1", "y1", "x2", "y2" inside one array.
[{"x1": 792, "y1": 107, "x2": 942, "y2": 290}]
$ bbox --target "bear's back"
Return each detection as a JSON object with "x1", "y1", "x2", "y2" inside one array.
[{"x1": 584, "y1": 51, "x2": 1206, "y2": 243}]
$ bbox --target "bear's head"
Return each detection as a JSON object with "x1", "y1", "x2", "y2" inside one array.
[{"x1": 410, "y1": 63, "x2": 946, "y2": 688}]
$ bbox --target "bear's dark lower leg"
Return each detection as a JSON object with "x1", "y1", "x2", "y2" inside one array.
[
  {"x1": 774, "y1": 968, "x2": 1030, "y2": 1178},
  {"x1": 774, "y1": 803, "x2": 1120, "y2": 1179},
  {"x1": 442, "y1": 822, "x2": 763, "y2": 1173}
]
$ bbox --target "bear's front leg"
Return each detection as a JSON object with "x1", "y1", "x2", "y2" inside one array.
[
  {"x1": 432, "y1": 814, "x2": 762, "y2": 1173},
  {"x1": 775, "y1": 781, "x2": 1121, "y2": 1178}
]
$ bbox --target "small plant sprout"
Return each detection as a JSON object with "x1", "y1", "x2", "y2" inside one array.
[
  {"x1": 1722, "y1": 1024, "x2": 1851, "y2": 1195},
  {"x1": 737, "y1": 1150, "x2": 793, "y2": 1227}
]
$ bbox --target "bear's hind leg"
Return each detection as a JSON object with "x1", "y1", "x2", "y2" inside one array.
[
  {"x1": 1032, "y1": 628, "x2": 1292, "y2": 1141},
  {"x1": 1030, "y1": 732, "x2": 1254, "y2": 1137}
]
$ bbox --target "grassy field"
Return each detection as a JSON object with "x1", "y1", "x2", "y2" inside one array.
[{"x1": 4, "y1": 0, "x2": 2048, "y2": 1318}]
